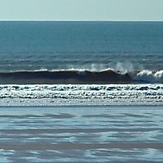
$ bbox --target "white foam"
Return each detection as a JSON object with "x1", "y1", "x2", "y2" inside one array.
[
  {"x1": 115, "y1": 62, "x2": 134, "y2": 74},
  {"x1": 154, "y1": 70, "x2": 163, "y2": 81},
  {"x1": 134, "y1": 70, "x2": 163, "y2": 83},
  {"x1": 0, "y1": 84, "x2": 163, "y2": 106}
]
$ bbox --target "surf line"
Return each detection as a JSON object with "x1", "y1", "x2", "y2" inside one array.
[{"x1": 0, "y1": 70, "x2": 132, "y2": 84}]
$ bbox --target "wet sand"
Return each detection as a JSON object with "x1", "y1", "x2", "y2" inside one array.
[{"x1": 0, "y1": 106, "x2": 163, "y2": 162}]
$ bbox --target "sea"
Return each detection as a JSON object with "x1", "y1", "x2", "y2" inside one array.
[
  {"x1": 0, "y1": 21, "x2": 163, "y2": 106},
  {"x1": 0, "y1": 21, "x2": 163, "y2": 162}
]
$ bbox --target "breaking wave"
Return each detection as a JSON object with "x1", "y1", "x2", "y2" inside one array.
[
  {"x1": 0, "y1": 69, "x2": 163, "y2": 84},
  {"x1": 134, "y1": 70, "x2": 163, "y2": 83}
]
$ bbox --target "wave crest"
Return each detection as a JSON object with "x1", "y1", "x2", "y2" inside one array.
[{"x1": 134, "y1": 70, "x2": 163, "y2": 83}]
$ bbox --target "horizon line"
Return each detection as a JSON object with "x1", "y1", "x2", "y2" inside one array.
[{"x1": 0, "y1": 20, "x2": 163, "y2": 22}]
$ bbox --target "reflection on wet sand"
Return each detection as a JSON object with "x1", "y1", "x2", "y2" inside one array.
[{"x1": 0, "y1": 106, "x2": 163, "y2": 163}]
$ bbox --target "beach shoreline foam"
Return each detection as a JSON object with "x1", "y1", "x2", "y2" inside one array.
[{"x1": 0, "y1": 84, "x2": 163, "y2": 106}]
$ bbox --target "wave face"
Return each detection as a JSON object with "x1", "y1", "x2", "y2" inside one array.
[
  {"x1": 0, "y1": 69, "x2": 132, "y2": 84},
  {"x1": 0, "y1": 69, "x2": 163, "y2": 84},
  {"x1": 0, "y1": 84, "x2": 163, "y2": 106}
]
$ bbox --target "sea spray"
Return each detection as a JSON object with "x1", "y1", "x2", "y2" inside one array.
[{"x1": 115, "y1": 62, "x2": 134, "y2": 74}]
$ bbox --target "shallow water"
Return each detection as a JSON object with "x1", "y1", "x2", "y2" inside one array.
[{"x1": 0, "y1": 106, "x2": 163, "y2": 162}]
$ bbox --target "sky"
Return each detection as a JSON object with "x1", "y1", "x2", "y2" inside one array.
[{"x1": 0, "y1": 0, "x2": 163, "y2": 21}]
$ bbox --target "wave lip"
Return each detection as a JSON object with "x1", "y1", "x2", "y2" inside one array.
[{"x1": 0, "y1": 69, "x2": 132, "y2": 84}]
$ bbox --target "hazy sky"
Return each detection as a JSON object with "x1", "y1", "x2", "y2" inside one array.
[{"x1": 0, "y1": 0, "x2": 163, "y2": 21}]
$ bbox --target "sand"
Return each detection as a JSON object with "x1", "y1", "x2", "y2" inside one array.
[{"x1": 0, "y1": 106, "x2": 163, "y2": 163}]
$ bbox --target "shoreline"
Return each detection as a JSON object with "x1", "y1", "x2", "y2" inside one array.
[{"x1": 0, "y1": 106, "x2": 163, "y2": 162}]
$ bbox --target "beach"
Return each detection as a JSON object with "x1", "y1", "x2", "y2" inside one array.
[
  {"x1": 0, "y1": 106, "x2": 163, "y2": 162},
  {"x1": 0, "y1": 21, "x2": 163, "y2": 162}
]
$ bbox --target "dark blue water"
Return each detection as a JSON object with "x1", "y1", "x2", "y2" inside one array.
[{"x1": 0, "y1": 21, "x2": 163, "y2": 72}]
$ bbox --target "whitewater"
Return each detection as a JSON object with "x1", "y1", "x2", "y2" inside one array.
[{"x1": 0, "y1": 84, "x2": 162, "y2": 106}]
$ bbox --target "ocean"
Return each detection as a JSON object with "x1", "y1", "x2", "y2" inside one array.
[
  {"x1": 0, "y1": 21, "x2": 163, "y2": 106},
  {"x1": 0, "y1": 21, "x2": 163, "y2": 162}
]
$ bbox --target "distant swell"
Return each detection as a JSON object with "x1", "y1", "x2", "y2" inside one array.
[{"x1": 0, "y1": 69, "x2": 163, "y2": 84}]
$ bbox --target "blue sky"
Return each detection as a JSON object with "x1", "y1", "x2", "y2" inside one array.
[{"x1": 0, "y1": 0, "x2": 163, "y2": 21}]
